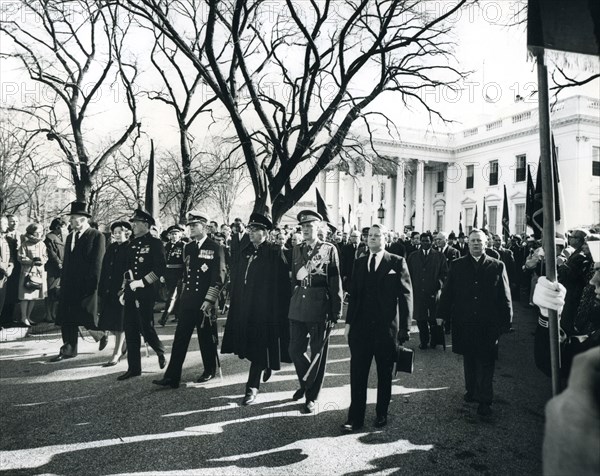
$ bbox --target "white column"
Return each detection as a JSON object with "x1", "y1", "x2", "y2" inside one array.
[
  {"x1": 414, "y1": 160, "x2": 425, "y2": 232},
  {"x1": 394, "y1": 160, "x2": 406, "y2": 232}
]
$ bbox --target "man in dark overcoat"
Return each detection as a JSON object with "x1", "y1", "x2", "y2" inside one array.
[
  {"x1": 117, "y1": 208, "x2": 167, "y2": 380},
  {"x1": 221, "y1": 212, "x2": 291, "y2": 405},
  {"x1": 434, "y1": 232, "x2": 460, "y2": 265},
  {"x1": 158, "y1": 224, "x2": 186, "y2": 326},
  {"x1": 50, "y1": 201, "x2": 105, "y2": 361},
  {"x1": 407, "y1": 232, "x2": 448, "y2": 349},
  {"x1": 343, "y1": 223, "x2": 413, "y2": 431},
  {"x1": 455, "y1": 232, "x2": 469, "y2": 256},
  {"x1": 152, "y1": 211, "x2": 226, "y2": 388},
  {"x1": 437, "y1": 228, "x2": 512, "y2": 416}
]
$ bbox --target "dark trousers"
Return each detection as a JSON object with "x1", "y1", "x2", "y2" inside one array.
[
  {"x1": 164, "y1": 308, "x2": 217, "y2": 382},
  {"x1": 463, "y1": 353, "x2": 495, "y2": 404},
  {"x1": 124, "y1": 295, "x2": 164, "y2": 373},
  {"x1": 288, "y1": 320, "x2": 329, "y2": 401},
  {"x1": 417, "y1": 320, "x2": 438, "y2": 345},
  {"x1": 348, "y1": 331, "x2": 396, "y2": 424},
  {"x1": 246, "y1": 361, "x2": 265, "y2": 392},
  {"x1": 60, "y1": 325, "x2": 79, "y2": 356}
]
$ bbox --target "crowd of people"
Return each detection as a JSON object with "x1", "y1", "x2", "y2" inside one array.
[{"x1": 0, "y1": 202, "x2": 598, "y2": 453}]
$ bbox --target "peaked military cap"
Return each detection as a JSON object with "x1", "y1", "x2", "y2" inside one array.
[
  {"x1": 166, "y1": 224, "x2": 185, "y2": 234},
  {"x1": 68, "y1": 201, "x2": 92, "y2": 218},
  {"x1": 361, "y1": 227, "x2": 370, "y2": 235},
  {"x1": 186, "y1": 211, "x2": 209, "y2": 226},
  {"x1": 129, "y1": 208, "x2": 155, "y2": 226},
  {"x1": 297, "y1": 210, "x2": 322, "y2": 225},
  {"x1": 110, "y1": 220, "x2": 132, "y2": 232},
  {"x1": 248, "y1": 212, "x2": 273, "y2": 230}
]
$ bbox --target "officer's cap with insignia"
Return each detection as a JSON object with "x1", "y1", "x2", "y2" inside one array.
[
  {"x1": 110, "y1": 220, "x2": 132, "y2": 232},
  {"x1": 361, "y1": 227, "x2": 370, "y2": 235},
  {"x1": 166, "y1": 224, "x2": 185, "y2": 234},
  {"x1": 297, "y1": 210, "x2": 322, "y2": 225},
  {"x1": 186, "y1": 211, "x2": 209, "y2": 226},
  {"x1": 248, "y1": 212, "x2": 273, "y2": 231},
  {"x1": 129, "y1": 208, "x2": 155, "y2": 226}
]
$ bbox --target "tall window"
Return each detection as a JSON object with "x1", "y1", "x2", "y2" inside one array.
[
  {"x1": 593, "y1": 146, "x2": 600, "y2": 176},
  {"x1": 437, "y1": 171, "x2": 444, "y2": 193},
  {"x1": 489, "y1": 160, "x2": 499, "y2": 186},
  {"x1": 358, "y1": 188, "x2": 363, "y2": 203},
  {"x1": 515, "y1": 204, "x2": 526, "y2": 234},
  {"x1": 465, "y1": 207, "x2": 474, "y2": 233},
  {"x1": 488, "y1": 206, "x2": 498, "y2": 234},
  {"x1": 370, "y1": 185, "x2": 374, "y2": 203},
  {"x1": 515, "y1": 154, "x2": 526, "y2": 182},
  {"x1": 436, "y1": 210, "x2": 444, "y2": 231},
  {"x1": 466, "y1": 165, "x2": 474, "y2": 189}
]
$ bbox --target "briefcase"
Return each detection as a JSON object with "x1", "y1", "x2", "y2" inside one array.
[
  {"x1": 430, "y1": 322, "x2": 446, "y2": 350},
  {"x1": 395, "y1": 346, "x2": 414, "y2": 375}
]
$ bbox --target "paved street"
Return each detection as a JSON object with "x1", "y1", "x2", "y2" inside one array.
[{"x1": 1, "y1": 300, "x2": 550, "y2": 476}]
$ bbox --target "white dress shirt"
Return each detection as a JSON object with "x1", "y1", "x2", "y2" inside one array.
[{"x1": 367, "y1": 249, "x2": 385, "y2": 271}]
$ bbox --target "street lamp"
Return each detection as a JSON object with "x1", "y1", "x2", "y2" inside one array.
[{"x1": 377, "y1": 203, "x2": 385, "y2": 224}]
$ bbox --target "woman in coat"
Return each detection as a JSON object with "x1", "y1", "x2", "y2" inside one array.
[
  {"x1": 97, "y1": 221, "x2": 131, "y2": 366},
  {"x1": 18, "y1": 223, "x2": 48, "y2": 326}
]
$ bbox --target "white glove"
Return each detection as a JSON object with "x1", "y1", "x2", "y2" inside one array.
[
  {"x1": 129, "y1": 279, "x2": 145, "y2": 291},
  {"x1": 159, "y1": 276, "x2": 166, "y2": 283},
  {"x1": 533, "y1": 276, "x2": 566, "y2": 317},
  {"x1": 119, "y1": 293, "x2": 125, "y2": 306}
]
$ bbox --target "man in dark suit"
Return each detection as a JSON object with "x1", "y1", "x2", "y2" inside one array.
[
  {"x1": 341, "y1": 230, "x2": 360, "y2": 291},
  {"x1": 407, "y1": 232, "x2": 448, "y2": 349},
  {"x1": 230, "y1": 218, "x2": 250, "y2": 271},
  {"x1": 492, "y1": 234, "x2": 517, "y2": 294},
  {"x1": 50, "y1": 201, "x2": 105, "y2": 361},
  {"x1": 404, "y1": 231, "x2": 421, "y2": 257},
  {"x1": 343, "y1": 223, "x2": 413, "y2": 431},
  {"x1": 437, "y1": 229, "x2": 512, "y2": 416},
  {"x1": 455, "y1": 232, "x2": 469, "y2": 257},
  {"x1": 386, "y1": 234, "x2": 406, "y2": 257},
  {"x1": 117, "y1": 208, "x2": 167, "y2": 380},
  {"x1": 434, "y1": 232, "x2": 460, "y2": 265},
  {"x1": 153, "y1": 212, "x2": 226, "y2": 388}
]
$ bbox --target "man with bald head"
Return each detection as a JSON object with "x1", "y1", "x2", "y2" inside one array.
[
  {"x1": 437, "y1": 229, "x2": 512, "y2": 417},
  {"x1": 434, "y1": 232, "x2": 460, "y2": 265}
]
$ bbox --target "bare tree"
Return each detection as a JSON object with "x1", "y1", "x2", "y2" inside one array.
[
  {"x1": 121, "y1": 0, "x2": 471, "y2": 223},
  {"x1": 0, "y1": 0, "x2": 140, "y2": 202},
  {"x1": 206, "y1": 147, "x2": 249, "y2": 224}
]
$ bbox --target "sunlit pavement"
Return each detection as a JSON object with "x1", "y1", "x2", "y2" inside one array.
[{"x1": 0, "y1": 302, "x2": 550, "y2": 476}]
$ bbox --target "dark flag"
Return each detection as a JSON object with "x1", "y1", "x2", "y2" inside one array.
[
  {"x1": 502, "y1": 184, "x2": 510, "y2": 242},
  {"x1": 473, "y1": 205, "x2": 478, "y2": 229},
  {"x1": 348, "y1": 204, "x2": 352, "y2": 227},
  {"x1": 316, "y1": 188, "x2": 331, "y2": 223},
  {"x1": 525, "y1": 164, "x2": 538, "y2": 237},
  {"x1": 145, "y1": 139, "x2": 159, "y2": 218},
  {"x1": 482, "y1": 197, "x2": 488, "y2": 230},
  {"x1": 459, "y1": 212, "x2": 463, "y2": 236}
]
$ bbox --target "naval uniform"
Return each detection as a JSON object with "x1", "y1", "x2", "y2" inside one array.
[
  {"x1": 162, "y1": 236, "x2": 226, "y2": 383},
  {"x1": 288, "y1": 240, "x2": 343, "y2": 402},
  {"x1": 122, "y1": 232, "x2": 166, "y2": 374},
  {"x1": 163, "y1": 240, "x2": 185, "y2": 318}
]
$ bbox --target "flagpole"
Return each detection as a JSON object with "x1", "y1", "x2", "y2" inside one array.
[{"x1": 535, "y1": 50, "x2": 560, "y2": 396}]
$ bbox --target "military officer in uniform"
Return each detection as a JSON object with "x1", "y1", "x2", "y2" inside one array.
[
  {"x1": 288, "y1": 210, "x2": 343, "y2": 413},
  {"x1": 158, "y1": 225, "x2": 185, "y2": 326},
  {"x1": 152, "y1": 212, "x2": 226, "y2": 388},
  {"x1": 117, "y1": 208, "x2": 167, "y2": 381}
]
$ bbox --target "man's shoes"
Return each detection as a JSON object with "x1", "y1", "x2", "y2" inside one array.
[
  {"x1": 419, "y1": 343, "x2": 428, "y2": 350},
  {"x1": 158, "y1": 314, "x2": 168, "y2": 327},
  {"x1": 196, "y1": 373, "x2": 215, "y2": 383},
  {"x1": 430, "y1": 343, "x2": 437, "y2": 349},
  {"x1": 117, "y1": 371, "x2": 141, "y2": 381},
  {"x1": 262, "y1": 368, "x2": 272, "y2": 382},
  {"x1": 152, "y1": 377, "x2": 179, "y2": 389},
  {"x1": 464, "y1": 392, "x2": 476, "y2": 403},
  {"x1": 158, "y1": 354, "x2": 167, "y2": 370},
  {"x1": 98, "y1": 335, "x2": 108, "y2": 351},
  {"x1": 304, "y1": 400, "x2": 316, "y2": 413},
  {"x1": 477, "y1": 403, "x2": 492, "y2": 416},
  {"x1": 242, "y1": 388, "x2": 258, "y2": 406},
  {"x1": 49, "y1": 353, "x2": 75, "y2": 362},
  {"x1": 374, "y1": 415, "x2": 388, "y2": 428},
  {"x1": 292, "y1": 388, "x2": 305, "y2": 401},
  {"x1": 341, "y1": 420, "x2": 363, "y2": 433}
]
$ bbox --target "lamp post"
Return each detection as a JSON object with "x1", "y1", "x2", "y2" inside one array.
[{"x1": 377, "y1": 203, "x2": 385, "y2": 224}]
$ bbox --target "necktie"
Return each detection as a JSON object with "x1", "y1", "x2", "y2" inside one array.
[
  {"x1": 369, "y1": 253, "x2": 376, "y2": 273},
  {"x1": 71, "y1": 231, "x2": 80, "y2": 251}
]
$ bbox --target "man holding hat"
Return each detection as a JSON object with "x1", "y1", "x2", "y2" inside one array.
[
  {"x1": 117, "y1": 208, "x2": 167, "y2": 380},
  {"x1": 158, "y1": 225, "x2": 186, "y2": 326},
  {"x1": 221, "y1": 211, "x2": 291, "y2": 405},
  {"x1": 153, "y1": 211, "x2": 226, "y2": 388},
  {"x1": 288, "y1": 210, "x2": 343, "y2": 413},
  {"x1": 50, "y1": 201, "x2": 105, "y2": 362}
]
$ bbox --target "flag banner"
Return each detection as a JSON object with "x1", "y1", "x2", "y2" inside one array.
[
  {"x1": 459, "y1": 212, "x2": 463, "y2": 236},
  {"x1": 316, "y1": 188, "x2": 332, "y2": 224},
  {"x1": 502, "y1": 185, "x2": 510, "y2": 242},
  {"x1": 525, "y1": 164, "x2": 539, "y2": 237},
  {"x1": 482, "y1": 197, "x2": 488, "y2": 230},
  {"x1": 145, "y1": 139, "x2": 159, "y2": 218},
  {"x1": 473, "y1": 205, "x2": 478, "y2": 228}
]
